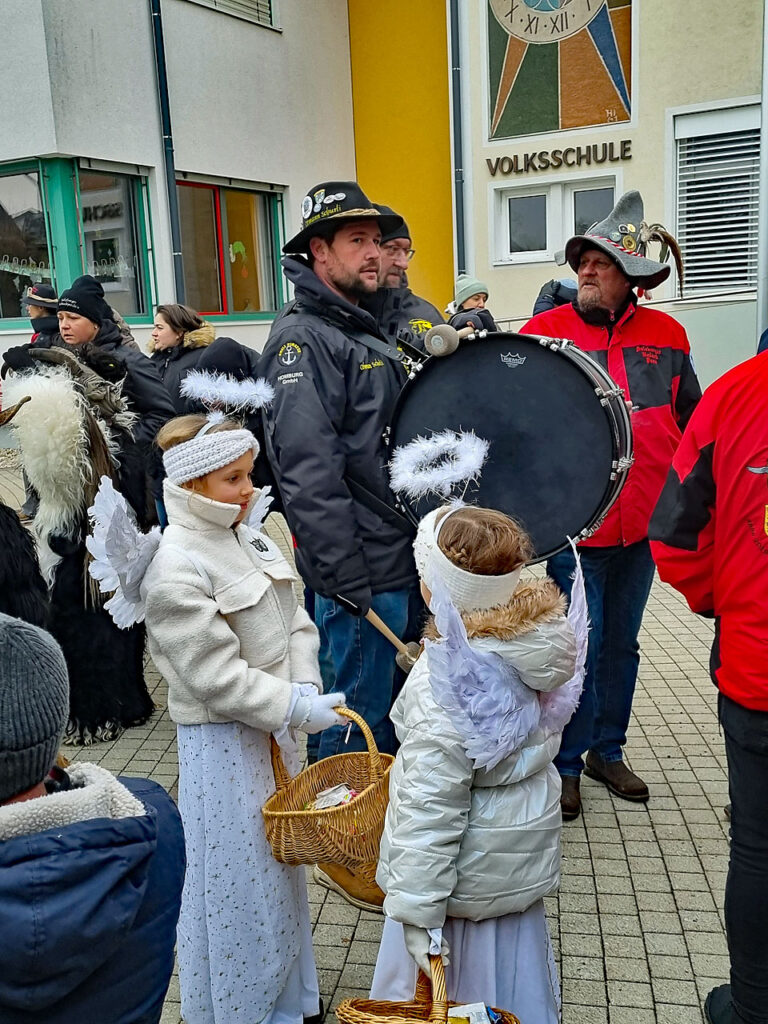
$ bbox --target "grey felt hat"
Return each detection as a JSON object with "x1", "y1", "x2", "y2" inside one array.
[
  {"x1": 283, "y1": 181, "x2": 403, "y2": 254},
  {"x1": 563, "y1": 190, "x2": 679, "y2": 290},
  {"x1": 0, "y1": 613, "x2": 69, "y2": 802}
]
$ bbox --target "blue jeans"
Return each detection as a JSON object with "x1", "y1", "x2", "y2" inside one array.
[
  {"x1": 547, "y1": 540, "x2": 655, "y2": 777},
  {"x1": 309, "y1": 584, "x2": 424, "y2": 761},
  {"x1": 720, "y1": 693, "x2": 768, "y2": 1024}
]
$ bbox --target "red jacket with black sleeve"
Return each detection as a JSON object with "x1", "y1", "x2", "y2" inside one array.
[
  {"x1": 649, "y1": 352, "x2": 768, "y2": 711},
  {"x1": 523, "y1": 299, "x2": 701, "y2": 547}
]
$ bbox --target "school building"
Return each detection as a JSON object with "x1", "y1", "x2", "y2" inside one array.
[{"x1": 0, "y1": 0, "x2": 764, "y2": 386}]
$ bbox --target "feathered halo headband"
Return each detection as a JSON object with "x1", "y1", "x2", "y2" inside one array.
[{"x1": 164, "y1": 368, "x2": 275, "y2": 486}]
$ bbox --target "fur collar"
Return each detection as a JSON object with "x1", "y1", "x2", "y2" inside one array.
[
  {"x1": 147, "y1": 321, "x2": 215, "y2": 353},
  {"x1": 423, "y1": 577, "x2": 565, "y2": 641},
  {"x1": 0, "y1": 763, "x2": 144, "y2": 841}
]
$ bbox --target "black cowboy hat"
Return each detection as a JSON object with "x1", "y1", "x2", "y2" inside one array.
[{"x1": 283, "y1": 181, "x2": 403, "y2": 255}]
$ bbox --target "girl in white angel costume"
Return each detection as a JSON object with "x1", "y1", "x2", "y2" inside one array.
[
  {"x1": 88, "y1": 408, "x2": 347, "y2": 1024},
  {"x1": 371, "y1": 504, "x2": 586, "y2": 1023}
]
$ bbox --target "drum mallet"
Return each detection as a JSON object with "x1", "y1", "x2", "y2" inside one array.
[
  {"x1": 423, "y1": 323, "x2": 486, "y2": 357},
  {"x1": 365, "y1": 609, "x2": 421, "y2": 672}
]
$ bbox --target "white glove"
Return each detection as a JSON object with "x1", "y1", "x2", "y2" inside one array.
[
  {"x1": 289, "y1": 687, "x2": 347, "y2": 734},
  {"x1": 402, "y1": 924, "x2": 450, "y2": 975}
]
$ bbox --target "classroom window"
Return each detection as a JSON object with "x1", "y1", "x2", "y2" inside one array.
[
  {"x1": 0, "y1": 169, "x2": 52, "y2": 318},
  {"x1": 79, "y1": 170, "x2": 149, "y2": 316},
  {"x1": 177, "y1": 181, "x2": 280, "y2": 314}
]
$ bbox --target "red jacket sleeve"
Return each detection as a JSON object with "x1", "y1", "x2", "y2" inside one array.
[{"x1": 648, "y1": 398, "x2": 716, "y2": 614}]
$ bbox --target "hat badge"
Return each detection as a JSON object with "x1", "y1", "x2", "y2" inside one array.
[
  {"x1": 313, "y1": 188, "x2": 326, "y2": 213},
  {"x1": 301, "y1": 195, "x2": 313, "y2": 220}
]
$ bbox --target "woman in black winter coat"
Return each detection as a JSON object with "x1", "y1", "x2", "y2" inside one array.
[
  {"x1": 149, "y1": 303, "x2": 214, "y2": 412},
  {"x1": 1, "y1": 276, "x2": 175, "y2": 744}
]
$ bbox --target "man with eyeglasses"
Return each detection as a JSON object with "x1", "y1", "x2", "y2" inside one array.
[{"x1": 361, "y1": 205, "x2": 443, "y2": 351}]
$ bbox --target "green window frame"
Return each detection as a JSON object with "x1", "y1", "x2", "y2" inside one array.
[{"x1": 0, "y1": 157, "x2": 155, "y2": 327}]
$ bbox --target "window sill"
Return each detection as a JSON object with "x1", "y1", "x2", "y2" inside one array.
[{"x1": 493, "y1": 252, "x2": 554, "y2": 267}]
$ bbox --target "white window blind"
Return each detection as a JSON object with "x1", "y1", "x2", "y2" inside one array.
[
  {"x1": 182, "y1": 0, "x2": 273, "y2": 27},
  {"x1": 676, "y1": 126, "x2": 760, "y2": 296}
]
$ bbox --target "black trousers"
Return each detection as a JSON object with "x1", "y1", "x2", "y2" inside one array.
[{"x1": 720, "y1": 693, "x2": 768, "y2": 1023}]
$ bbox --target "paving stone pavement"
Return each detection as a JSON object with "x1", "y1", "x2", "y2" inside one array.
[
  {"x1": 2, "y1": 451, "x2": 729, "y2": 1023},
  {"x1": 59, "y1": 573, "x2": 727, "y2": 1024}
]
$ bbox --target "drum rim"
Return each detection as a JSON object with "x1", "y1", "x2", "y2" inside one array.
[{"x1": 388, "y1": 331, "x2": 633, "y2": 561}]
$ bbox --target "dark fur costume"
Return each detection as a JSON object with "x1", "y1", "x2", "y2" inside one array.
[
  {"x1": 53, "y1": 421, "x2": 154, "y2": 745},
  {"x1": 4, "y1": 342, "x2": 155, "y2": 744},
  {"x1": 0, "y1": 503, "x2": 49, "y2": 628}
]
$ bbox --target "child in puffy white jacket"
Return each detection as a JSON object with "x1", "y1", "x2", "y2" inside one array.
[
  {"x1": 142, "y1": 413, "x2": 347, "y2": 1024},
  {"x1": 372, "y1": 505, "x2": 578, "y2": 1023}
]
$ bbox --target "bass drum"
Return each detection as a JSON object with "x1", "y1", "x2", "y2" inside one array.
[{"x1": 388, "y1": 332, "x2": 632, "y2": 562}]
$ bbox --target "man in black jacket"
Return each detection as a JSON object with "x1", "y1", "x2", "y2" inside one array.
[
  {"x1": 260, "y1": 183, "x2": 422, "y2": 772},
  {"x1": 361, "y1": 205, "x2": 443, "y2": 351}
]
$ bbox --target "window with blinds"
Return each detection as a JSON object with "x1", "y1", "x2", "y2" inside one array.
[
  {"x1": 182, "y1": 0, "x2": 273, "y2": 28},
  {"x1": 676, "y1": 107, "x2": 760, "y2": 297}
]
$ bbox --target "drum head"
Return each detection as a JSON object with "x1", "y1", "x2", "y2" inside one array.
[{"x1": 390, "y1": 333, "x2": 618, "y2": 561}]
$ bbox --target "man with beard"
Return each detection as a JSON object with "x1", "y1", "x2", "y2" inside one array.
[
  {"x1": 361, "y1": 205, "x2": 443, "y2": 350},
  {"x1": 259, "y1": 182, "x2": 422, "y2": 826},
  {"x1": 523, "y1": 190, "x2": 701, "y2": 821}
]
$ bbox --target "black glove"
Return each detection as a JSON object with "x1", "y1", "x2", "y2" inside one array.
[
  {"x1": 1, "y1": 345, "x2": 36, "y2": 378},
  {"x1": 334, "y1": 588, "x2": 372, "y2": 617},
  {"x1": 448, "y1": 308, "x2": 497, "y2": 333}
]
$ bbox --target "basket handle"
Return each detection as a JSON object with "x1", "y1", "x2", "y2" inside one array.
[
  {"x1": 269, "y1": 704, "x2": 383, "y2": 793},
  {"x1": 415, "y1": 956, "x2": 448, "y2": 1024},
  {"x1": 335, "y1": 705, "x2": 383, "y2": 780}
]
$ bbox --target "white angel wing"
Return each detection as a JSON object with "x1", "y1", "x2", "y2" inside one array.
[
  {"x1": 245, "y1": 485, "x2": 274, "y2": 533},
  {"x1": 425, "y1": 574, "x2": 540, "y2": 771},
  {"x1": 538, "y1": 540, "x2": 589, "y2": 736},
  {"x1": 86, "y1": 476, "x2": 161, "y2": 629}
]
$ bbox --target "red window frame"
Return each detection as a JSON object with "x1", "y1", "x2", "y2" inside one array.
[{"x1": 177, "y1": 180, "x2": 228, "y2": 315}]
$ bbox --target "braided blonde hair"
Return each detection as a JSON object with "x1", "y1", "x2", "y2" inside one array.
[{"x1": 436, "y1": 506, "x2": 533, "y2": 576}]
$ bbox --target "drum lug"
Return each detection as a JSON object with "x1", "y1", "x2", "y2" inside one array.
[
  {"x1": 595, "y1": 384, "x2": 625, "y2": 406},
  {"x1": 537, "y1": 337, "x2": 571, "y2": 351}
]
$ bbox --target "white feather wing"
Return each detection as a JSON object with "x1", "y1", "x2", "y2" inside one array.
[
  {"x1": 86, "y1": 476, "x2": 161, "y2": 628},
  {"x1": 245, "y1": 486, "x2": 274, "y2": 532}
]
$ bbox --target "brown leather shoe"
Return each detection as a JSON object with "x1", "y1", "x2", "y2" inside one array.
[
  {"x1": 560, "y1": 775, "x2": 582, "y2": 820},
  {"x1": 585, "y1": 751, "x2": 649, "y2": 802},
  {"x1": 313, "y1": 861, "x2": 384, "y2": 913}
]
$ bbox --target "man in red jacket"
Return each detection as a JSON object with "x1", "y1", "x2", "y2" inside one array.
[
  {"x1": 649, "y1": 352, "x2": 768, "y2": 1024},
  {"x1": 523, "y1": 191, "x2": 701, "y2": 820}
]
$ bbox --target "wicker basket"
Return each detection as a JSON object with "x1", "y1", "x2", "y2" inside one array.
[
  {"x1": 262, "y1": 706, "x2": 393, "y2": 868},
  {"x1": 335, "y1": 955, "x2": 521, "y2": 1024}
]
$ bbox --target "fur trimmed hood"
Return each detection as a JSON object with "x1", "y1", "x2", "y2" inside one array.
[
  {"x1": 147, "y1": 320, "x2": 215, "y2": 353},
  {"x1": 423, "y1": 576, "x2": 566, "y2": 642}
]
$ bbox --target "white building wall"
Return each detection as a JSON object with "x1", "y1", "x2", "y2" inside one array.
[{"x1": 0, "y1": 0, "x2": 356, "y2": 354}]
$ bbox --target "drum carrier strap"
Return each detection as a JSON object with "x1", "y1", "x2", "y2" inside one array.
[{"x1": 283, "y1": 300, "x2": 418, "y2": 537}]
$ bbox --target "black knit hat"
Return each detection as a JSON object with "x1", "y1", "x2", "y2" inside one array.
[
  {"x1": 58, "y1": 274, "x2": 111, "y2": 325},
  {"x1": 375, "y1": 204, "x2": 410, "y2": 244},
  {"x1": 0, "y1": 614, "x2": 69, "y2": 803},
  {"x1": 283, "y1": 181, "x2": 403, "y2": 254},
  {"x1": 21, "y1": 284, "x2": 58, "y2": 311}
]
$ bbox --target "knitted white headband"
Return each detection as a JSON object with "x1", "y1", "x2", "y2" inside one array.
[
  {"x1": 414, "y1": 506, "x2": 523, "y2": 613},
  {"x1": 162, "y1": 427, "x2": 259, "y2": 485}
]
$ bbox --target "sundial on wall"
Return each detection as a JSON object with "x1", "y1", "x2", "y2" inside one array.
[{"x1": 488, "y1": 0, "x2": 631, "y2": 139}]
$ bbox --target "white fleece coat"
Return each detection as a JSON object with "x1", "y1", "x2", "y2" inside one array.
[
  {"x1": 143, "y1": 481, "x2": 321, "y2": 732},
  {"x1": 377, "y1": 580, "x2": 576, "y2": 929}
]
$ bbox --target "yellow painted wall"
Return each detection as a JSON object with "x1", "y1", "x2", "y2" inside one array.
[{"x1": 347, "y1": 0, "x2": 454, "y2": 311}]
